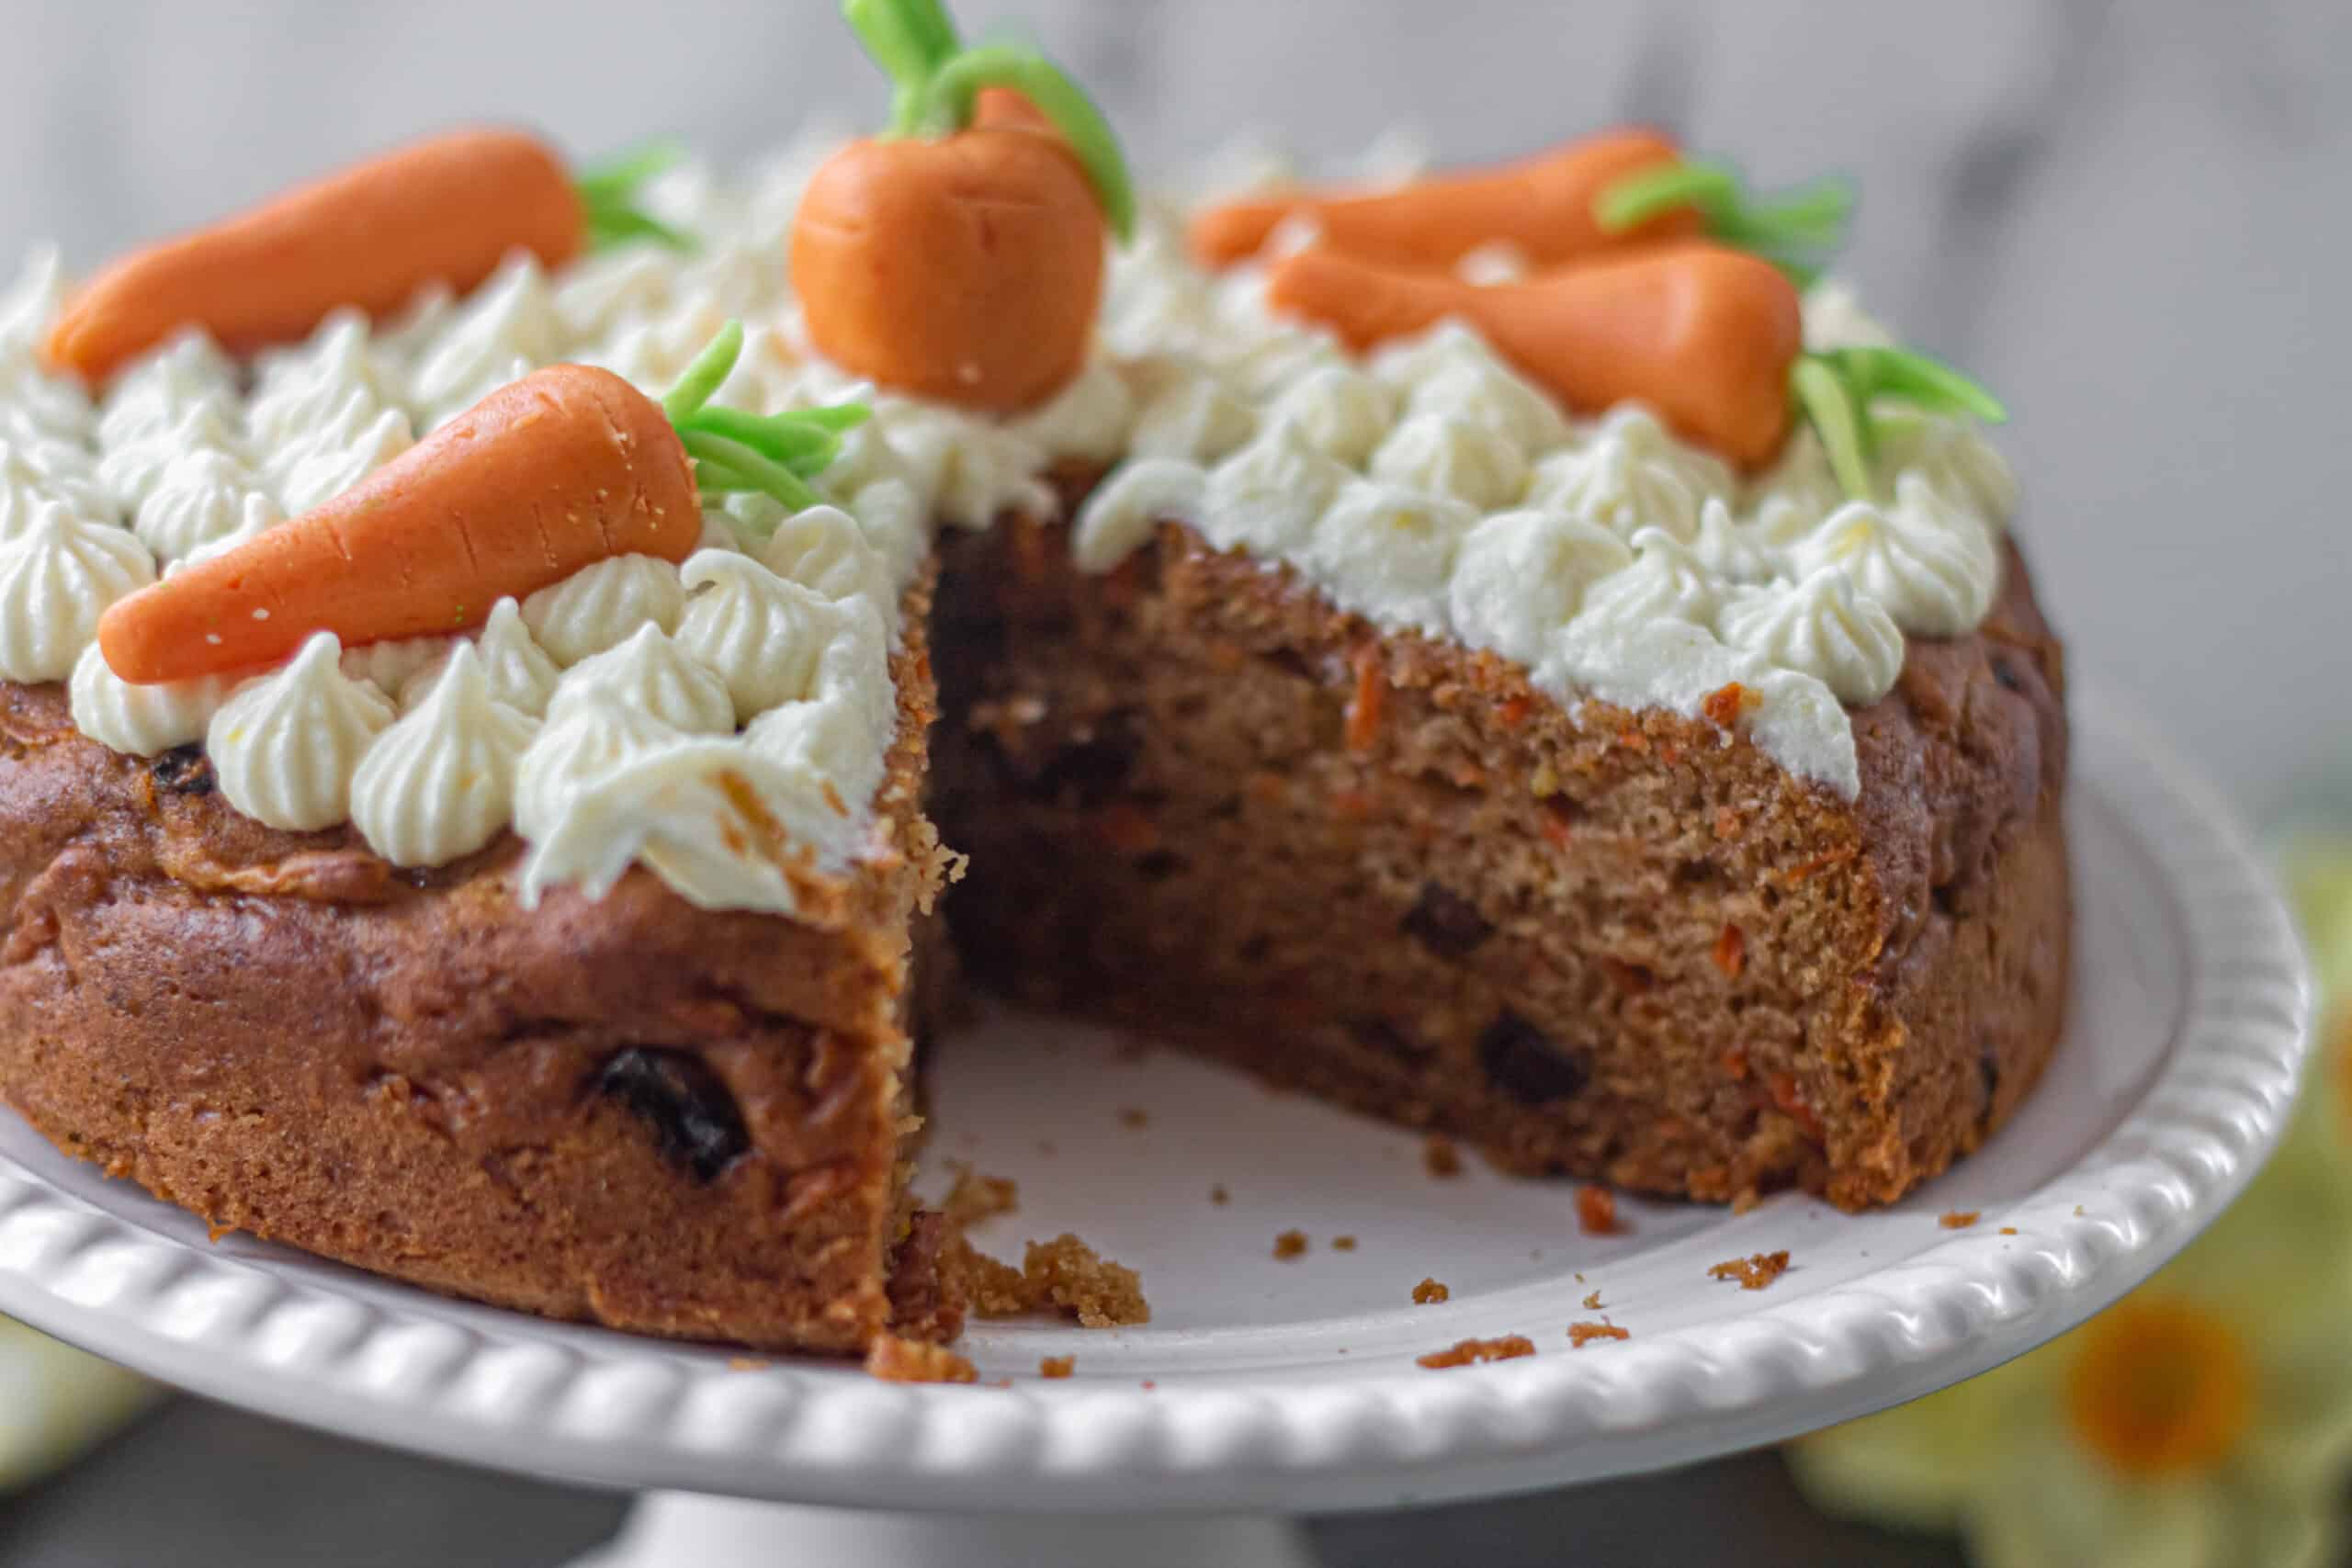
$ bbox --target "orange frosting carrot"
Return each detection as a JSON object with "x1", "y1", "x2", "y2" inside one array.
[
  {"x1": 1190, "y1": 129, "x2": 1694, "y2": 272},
  {"x1": 44, "y1": 130, "x2": 689, "y2": 386},
  {"x1": 97, "y1": 323, "x2": 865, "y2": 685},
  {"x1": 1266, "y1": 243, "x2": 1804, "y2": 468},
  {"x1": 788, "y1": 0, "x2": 1135, "y2": 412},
  {"x1": 794, "y1": 130, "x2": 1106, "y2": 412},
  {"x1": 47, "y1": 130, "x2": 578, "y2": 383},
  {"x1": 97, "y1": 365, "x2": 694, "y2": 682}
]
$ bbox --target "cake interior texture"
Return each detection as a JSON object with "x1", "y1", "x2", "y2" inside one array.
[{"x1": 935, "y1": 488, "x2": 2069, "y2": 1214}]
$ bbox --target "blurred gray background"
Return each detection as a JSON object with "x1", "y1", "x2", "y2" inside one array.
[{"x1": 2, "y1": 1, "x2": 2346, "y2": 1563}]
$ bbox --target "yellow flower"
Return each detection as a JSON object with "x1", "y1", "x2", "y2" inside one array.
[
  {"x1": 0, "y1": 1319, "x2": 156, "y2": 1491},
  {"x1": 1790, "y1": 840, "x2": 2352, "y2": 1568}
]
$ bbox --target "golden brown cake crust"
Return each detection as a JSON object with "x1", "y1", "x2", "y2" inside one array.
[{"x1": 0, "y1": 580, "x2": 954, "y2": 1353}]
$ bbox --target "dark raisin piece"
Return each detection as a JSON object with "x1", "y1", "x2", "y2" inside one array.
[
  {"x1": 1978, "y1": 1041, "x2": 2002, "y2": 1125},
  {"x1": 1135, "y1": 850, "x2": 1183, "y2": 884},
  {"x1": 594, "y1": 1048, "x2": 749, "y2": 1182},
  {"x1": 1022, "y1": 708, "x2": 1142, "y2": 808},
  {"x1": 1401, "y1": 883, "x2": 1493, "y2": 960},
  {"x1": 1990, "y1": 656, "x2": 2025, "y2": 694},
  {"x1": 1348, "y1": 1017, "x2": 1433, "y2": 1063},
  {"x1": 150, "y1": 745, "x2": 215, "y2": 796},
  {"x1": 1479, "y1": 1012, "x2": 1586, "y2": 1105}
]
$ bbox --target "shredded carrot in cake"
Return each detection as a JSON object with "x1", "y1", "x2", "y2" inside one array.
[
  {"x1": 1576, "y1": 1186, "x2": 1623, "y2": 1236},
  {"x1": 1418, "y1": 1335, "x2": 1533, "y2": 1370},
  {"x1": 1712, "y1": 923, "x2": 1746, "y2": 978},
  {"x1": 1702, "y1": 681, "x2": 1756, "y2": 729},
  {"x1": 1707, "y1": 1250, "x2": 1792, "y2": 1291},
  {"x1": 1568, "y1": 1321, "x2": 1629, "y2": 1348},
  {"x1": 1344, "y1": 646, "x2": 1385, "y2": 754},
  {"x1": 1778, "y1": 841, "x2": 1860, "y2": 886},
  {"x1": 1766, "y1": 1072, "x2": 1825, "y2": 1141}
]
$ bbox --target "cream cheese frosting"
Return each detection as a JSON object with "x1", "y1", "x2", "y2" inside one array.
[
  {"x1": 0, "y1": 498, "x2": 153, "y2": 682},
  {"x1": 208, "y1": 633, "x2": 397, "y2": 832},
  {"x1": 351, "y1": 645, "x2": 537, "y2": 867},
  {"x1": 3, "y1": 131, "x2": 2017, "y2": 912},
  {"x1": 68, "y1": 641, "x2": 232, "y2": 757}
]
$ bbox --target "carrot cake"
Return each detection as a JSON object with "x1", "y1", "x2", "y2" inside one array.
[{"x1": 0, "y1": 1, "x2": 2065, "y2": 1352}]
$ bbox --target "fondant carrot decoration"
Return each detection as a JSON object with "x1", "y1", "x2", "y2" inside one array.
[
  {"x1": 97, "y1": 324, "x2": 865, "y2": 684},
  {"x1": 1271, "y1": 243, "x2": 1804, "y2": 465},
  {"x1": 44, "y1": 130, "x2": 691, "y2": 385},
  {"x1": 790, "y1": 0, "x2": 1135, "y2": 411},
  {"x1": 1190, "y1": 131, "x2": 1850, "y2": 283},
  {"x1": 1266, "y1": 243, "x2": 2000, "y2": 474}
]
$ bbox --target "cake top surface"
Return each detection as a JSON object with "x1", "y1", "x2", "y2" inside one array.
[{"x1": 0, "y1": 97, "x2": 2017, "y2": 916}]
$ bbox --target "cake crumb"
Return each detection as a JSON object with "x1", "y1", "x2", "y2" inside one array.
[
  {"x1": 1412, "y1": 1277, "x2": 1450, "y2": 1304},
  {"x1": 1038, "y1": 1356, "x2": 1075, "y2": 1380},
  {"x1": 1332, "y1": 1235, "x2": 1358, "y2": 1252},
  {"x1": 1118, "y1": 1107, "x2": 1149, "y2": 1130},
  {"x1": 948, "y1": 1236, "x2": 1033, "y2": 1318},
  {"x1": 1939, "y1": 1210, "x2": 1982, "y2": 1230},
  {"x1": 1423, "y1": 1135, "x2": 1463, "y2": 1179},
  {"x1": 942, "y1": 1162, "x2": 1019, "y2": 1229},
  {"x1": 1581, "y1": 1290, "x2": 1602, "y2": 1311},
  {"x1": 1999, "y1": 1225, "x2": 2018, "y2": 1235},
  {"x1": 865, "y1": 1335, "x2": 977, "y2": 1384},
  {"x1": 1730, "y1": 1187, "x2": 1761, "y2": 1214},
  {"x1": 1272, "y1": 1229, "x2": 1308, "y2": 1260},
  {"x1": 1568, "y1": 1321, "x2": 1630, "y2": 1348},
  {"x1": 1210, "y1": 1183, "x2": 1230, "y2": 1205},
  {"x1": 1575, "y1": 1186, "x2": 1623, "y2": 1236},
  {"x1": 954, "y1": 1232, "x2": 1149, "y2": 1326},
  {"x1": 1707, "y1": 1250, "x2": 1792, "y2": 1292},
  {"x1": 1023, "y1": 1234, "x2": 1150, "y2": 1327},
  {"x1": 1417, "y1": 1335, "x2": 1533, "y2": 1370}
]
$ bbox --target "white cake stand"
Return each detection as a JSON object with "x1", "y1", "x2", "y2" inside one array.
[{"x1": 0, "y1": 699, "x2": 2312, "y2": 1567}]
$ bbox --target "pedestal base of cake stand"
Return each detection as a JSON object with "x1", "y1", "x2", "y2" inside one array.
[{"x1": 572, "y1": 1493, "x2": 1316, "y2": 1568}]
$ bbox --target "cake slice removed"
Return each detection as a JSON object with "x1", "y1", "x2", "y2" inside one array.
[{"x1": 933, "y1": 504, "x2": 2068, "y2": 1211}]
